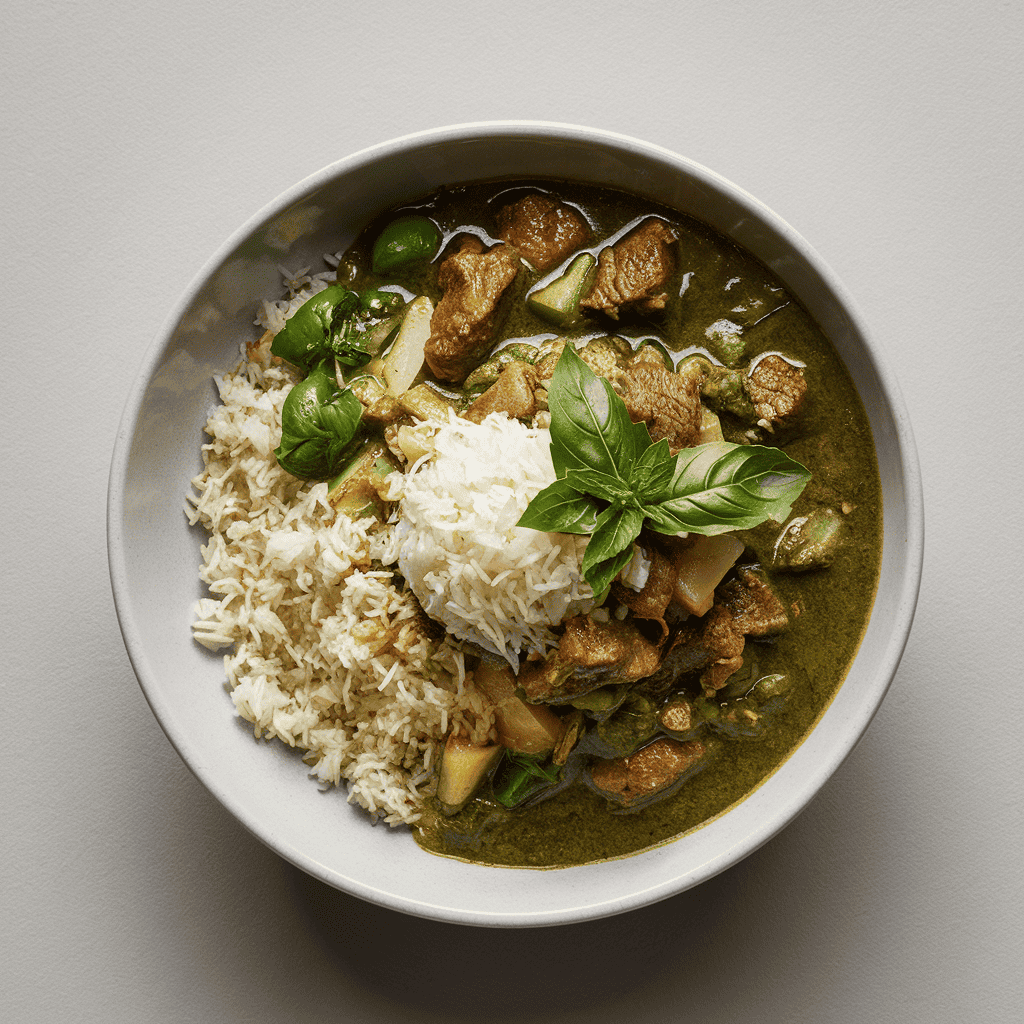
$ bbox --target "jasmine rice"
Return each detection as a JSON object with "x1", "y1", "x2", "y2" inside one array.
[{"x1": 186, "y1": 358, "x2": 593, "y2": 824}]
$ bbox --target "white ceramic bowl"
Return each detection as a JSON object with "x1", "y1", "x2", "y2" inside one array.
[{"x1": 108, "y1": 122, "x2": 923, "y2": 927}]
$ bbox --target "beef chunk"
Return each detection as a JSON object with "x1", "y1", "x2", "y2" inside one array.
[
  {"x1": 464, "y1": 360, "x2": 538, "y2": 424},
  {"x1": 518, "y1": 615, "x2": 662, "y2": 704},
  {"x1": 424, "y1": 237, "x2": 520, "y2": 382},
  {"x1": 744, "y1": 354, "x2": 807, "y2": 425},
  {"x1": 588, "y1": 737, "x2": 707, "y2": 809},
  {"x1": 495, "y1": 194, "x2": 590, "y2": 271},
  {"x1": 641, "y1": 603, "x2": 746, "y2": 698},
  {"x1": 612, "y1": 545, "x2": 675, "y2": 635},
  {"x1": 616, "y1": 358, "x2": 702, "y2": 451},
  {"x1": 719, "y1": 566, "x2": 789, "y2": 635},
  {"x1": 580, "y1": 218, "x2": 677, "y2": 318}
]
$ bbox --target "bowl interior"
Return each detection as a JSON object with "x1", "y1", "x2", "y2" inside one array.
[{"x1": 108, "y1": 123, "x2": 922, "y2": 927}]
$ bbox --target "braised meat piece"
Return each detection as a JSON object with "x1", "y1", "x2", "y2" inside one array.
[
  {"x1": 744, "y1": 354, "x2": 807, "y2": 425},
  {"x1": 719, "y1": 566, "x2": 789, "y2": 635},
  {"x1": 580, "y1": 218, "x2": 677, "y2": 318},
  {"x1": 464, "y1": 360, "x2": 538, "y2": 424},
  {"x1": 616, "y1": 356, "x2": 703, "y2": 451},
  {"x1": 588, "y1": 737, "x2": 707, "y2": 809},
  {"x1": 689, "y1": 605, "x2": 746, "y2": 695},
  {"x1": 495, "y1": 194, "x2": 590, "y2": 271},
  {"x1": 638, "y1": 604, "x2": 746, "y2": 698},
  {"x1": 518, "y1": 615, "x2": 662, "y2": 704},
  {"x1": 612, "y1": 545, "x2": 675, "y2": 636},
  {"x1": 424, "y1": 237, "x2": 521, "y2": 382}
]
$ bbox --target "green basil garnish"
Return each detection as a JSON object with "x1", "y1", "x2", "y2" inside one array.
[
  {"x1": 274, "y1": 363, "x2": 363, "y2": 480},
  {"x1": 517, "y1": 346, "x2": 811, "y2": 592},
  {"x1": 271, "y1": 285, "x2": 403, "y2": 375},
  {"x1": 492, "y1": 751, "x2": 561, "y2": 808}
]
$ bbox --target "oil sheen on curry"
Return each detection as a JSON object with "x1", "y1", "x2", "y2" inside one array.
[{"x1": 334, "y1": 180, "x2": 881, "y2": 867}]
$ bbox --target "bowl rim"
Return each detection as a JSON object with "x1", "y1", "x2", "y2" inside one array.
[{"x1": 108, "y1": 121, "x2": 924, "y2": 926}]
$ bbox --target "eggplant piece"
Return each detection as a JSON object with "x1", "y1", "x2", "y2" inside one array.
[
  {"x1": 397, "y1": 383, "x2": 457, "y2": 422},
  {"x1": 473, "y1": 662, "x2": 561, "y2": 756},
  {"x1": 527, "y1": 253, "x2": 597, "y2": 328},
  {"x1": 435, "y1": 734, "x2": 503, "y2": 816},
  {"x1": 771, "y1": 507, "x2": 847, "y2": 571},
  {"x1": 462, "y1": 343, "x2": 541, "y2": 393},
  {"x1": 578, "y1": 692, "x2": 660, "y2": 759}
]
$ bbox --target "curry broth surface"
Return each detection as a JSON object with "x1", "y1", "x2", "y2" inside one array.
[{"x1": 346, "y1": 180, "x2": 882, "y2": 867}]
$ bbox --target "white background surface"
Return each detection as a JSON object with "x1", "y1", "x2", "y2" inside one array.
[{"x1": 4, "y1": 1, "x2": 1021, "y2": 1021}]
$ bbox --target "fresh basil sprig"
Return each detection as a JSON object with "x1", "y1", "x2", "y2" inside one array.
[{"x1": 517, "y1": 345, "x2": 811, "y2": 593}]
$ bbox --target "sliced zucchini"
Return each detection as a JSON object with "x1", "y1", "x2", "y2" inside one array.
[{"x1": 526, "y1": 252, "x2": 596, "y2": 328}]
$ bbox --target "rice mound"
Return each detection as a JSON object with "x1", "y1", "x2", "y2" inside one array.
[
  {"x1": 186, "y1": 364, "x2": 492, "y2": 826},
  {"x1": 386, "y1": 413, "x2": 594, "y2": 668}
]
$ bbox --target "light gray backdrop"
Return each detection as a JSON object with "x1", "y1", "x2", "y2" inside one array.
[{"x1": 4, "y1": 1, "x2": 1020, "y2": 1021}]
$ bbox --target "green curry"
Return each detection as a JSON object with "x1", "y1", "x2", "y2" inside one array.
[{"x1": 315, "y1": 181, "x2": 882, "y2": 867}]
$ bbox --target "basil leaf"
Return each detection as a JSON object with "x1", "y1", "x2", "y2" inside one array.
[
  {"x1": 274, "y1": 365, "x2": 363, "y2": 480},
  {"x1": 517, "y1": 344, "x2": 812, "y2": 595},
  {"x1": 272, "y1": 286, "x2": 403, "y2": 374},
  {"x1": 492, "y1": 752, "x2": 561, "y2": 808},
  {"x1": 516, "y1": 479, "x2": 601, "y2": 535},
  {"x1": 564, "y1": 467, "x2": 637, "y2": 507},
  {"x1": 643, "y1": 441, "x2": 811, "y2": 536},
  {"x1": 580, "y1": 506, "x2": 645, "y2": 594},
  {"x1": 548, "y1": 346, "x2": 651, "y2": 480},
  {"x1": 271, "y1": 285, "x2": 353, "y2": 374},
  {"x1": 625, "y1": 437, "x2": 676, "y2": 500}
]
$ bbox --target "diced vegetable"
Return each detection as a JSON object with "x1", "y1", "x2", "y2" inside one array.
[
  {"x1": 704, "y1": 319, "x2": 746, "y2": 367},
  {"x1": 325, "y1": 440, "x2": 398, "y2": 520},
  {"x1": 382, "y1": 295, "x2": 433, "y2": 394},
  {"x1": 474, "y1": 662, "x2": 562, "y2": 755},
  {"x1": 771, "y1": 507, "x2": 847, "y2": 570},
  {"x1": 463, "y1": 343, "x2": 541, "y2": 393},
  {"x1": 671, "y1": 534, "x2": 746, "y2": 616},
  {"x1": 346, "y1": 374, "x2": 386, "y2": 406},
  {"x1": 700, "y1": 364, "x2": 758, "y2": 423},
  {"x1": 397, "y1": 383, "x2": 456, "y2": 422},
  {"x1": 552, "y1": 709, "x2": 585, "y2": 765},
  {"x1": 526, "y1": 252, "x2": 597, "y2": 327},
  {"x1": 392, "y1": 423, "x2": 435, "y2": 463},
  {"x1": 435, "y1": 734, "x2": 503, "y2": 816},
  {"x1": 590, "y1": 693, "x2": 660, "y2": 758},
  {"x1": 372, "y1": 215, "x2": 441, "y2": 274}
]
